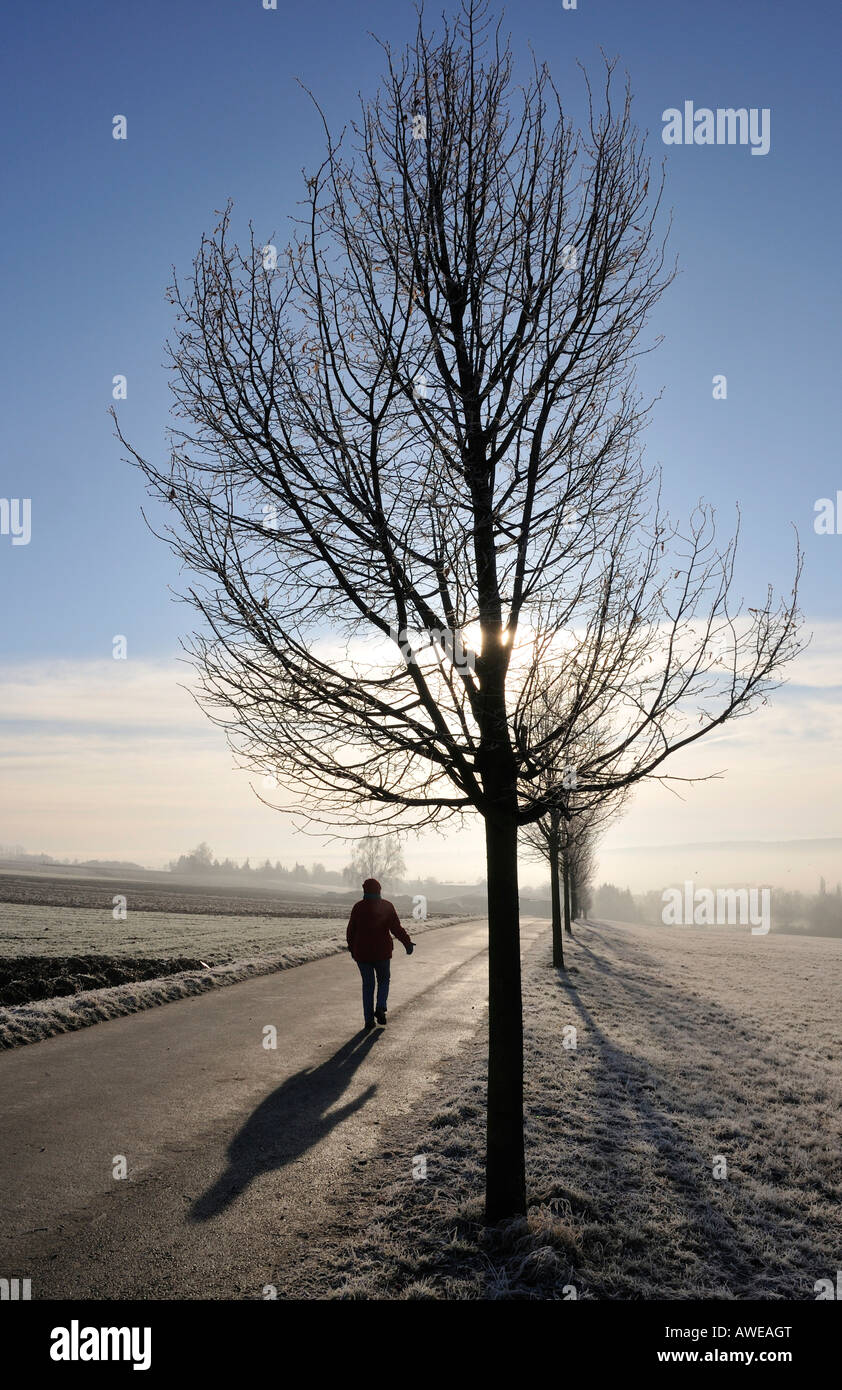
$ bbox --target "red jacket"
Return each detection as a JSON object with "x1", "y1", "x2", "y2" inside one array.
[{"x1": 346, "y1": 896, "x2": 412, "y2": 963}]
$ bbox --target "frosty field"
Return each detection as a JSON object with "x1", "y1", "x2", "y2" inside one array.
[
  {"x1": 287, "y1": 918, "x2": 842, "y2": 1300},
  {"x1": 0, "y1": 900, "x2": 355, "y2": 963},
  {"x1": 0, "y1": 874, "x2": 467, "y2": 1046}
]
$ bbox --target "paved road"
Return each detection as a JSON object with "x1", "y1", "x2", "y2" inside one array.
[{"x1": 0, "y1": 917, "x2": 547, "y2": 1299}]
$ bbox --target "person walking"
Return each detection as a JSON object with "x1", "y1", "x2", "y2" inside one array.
[{"x1": 346, "y1": 877, "x2": 414, "y2": 1030}]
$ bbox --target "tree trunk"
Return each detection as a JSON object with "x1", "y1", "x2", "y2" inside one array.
[
  {"x1": 562, "y1": 851, "x2": 572, "y2": 936},
  {"x1": 568, "y1": 866, "x2": 576, "y2": 933},
  {"x1": 484, "y1": 808, "x2": 526, "y2": 1223},
  {"x1": 549, "y1": 833, "x2": 565, "y2": 968}
]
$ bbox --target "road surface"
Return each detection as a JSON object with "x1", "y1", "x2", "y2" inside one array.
[{"x1": 0, "y1": 916, "x2": 547, "y2": 1298}]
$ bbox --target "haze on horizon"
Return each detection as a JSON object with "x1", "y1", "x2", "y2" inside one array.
[{"x1": 1, "y1": 0, "x2": 839, "y2": 904}]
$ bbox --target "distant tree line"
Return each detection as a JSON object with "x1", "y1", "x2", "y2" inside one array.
[
  {"x1": 0, "y1": 848, "x2": 145, "y2": 871},
  {"x1": 168, "y1": 841, "x2": 350, "y2": 884},
  {"x1": 590, "y1": 880, "x2": 842, "y2": 938},
  {"x1": 590, "y1": 882, "x2": 641, "y2": 922},
  {"x1": 167, "y1": 836, "x2": 485, "y2": 895}
]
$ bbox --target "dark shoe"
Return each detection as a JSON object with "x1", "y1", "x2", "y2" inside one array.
[
  {"x1": 364, "y1": 1018, "x2": 376, "y2": 1031},
  {"x1": 375, "y1": 1010, "x2": 387, "y2": 1026}
]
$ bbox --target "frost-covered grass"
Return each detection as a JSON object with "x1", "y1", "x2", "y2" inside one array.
[
  {"x1": 0, "y1": 904, "x2": 468, "y2": 1050},
  {"x1": 0, "y1": 902, "x2": 361, "y2": 961},
  {"x1": 297, "y1": 920, "x2": 841, "y2": 1300}
]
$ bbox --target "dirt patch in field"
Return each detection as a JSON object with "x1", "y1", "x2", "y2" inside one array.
[{"x1": 0, "y1": 953, "x2": 209, "y2": 1006}]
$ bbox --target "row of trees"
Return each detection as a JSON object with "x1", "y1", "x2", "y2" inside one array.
[
  {"x1": 167, "y1": 832, "x2": 408, "y2": 887},
  {"x1": 633, "y1": 883, "x2": 842, "y2": 936},
  {"x1": 167, "y1": 841, "x2": 346, "y2": 882},
  {"x1": 122, "y1": 1, "x2": 803, "y2": 1220},
  {"x1": 585, "y1": 882, "x2": 842, "y2": 937}
]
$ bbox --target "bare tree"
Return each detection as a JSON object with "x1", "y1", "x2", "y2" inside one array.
[
  {"x1": 560, "y1": 807, "x2": 605, "y2": 934},
  {"x1": 524, "y1": 787, "x2": 626, "y2": 966},
  {"x1": 343, "y1": 833, "x2": 406, "y2": 889},
  {"x1": 519, "y1": 493, "x2": 804, "y2": 967},
  {"x1": 119, "y1": 1, "x2": 802, "y2": 1220},
  {"x1": 566, "y1": 819, "x2": 598, "y2": 926}
]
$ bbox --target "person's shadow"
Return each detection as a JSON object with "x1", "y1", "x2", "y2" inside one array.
[{"x1": 190, "y1": 1029, "x2": 381, "y2": 1222}]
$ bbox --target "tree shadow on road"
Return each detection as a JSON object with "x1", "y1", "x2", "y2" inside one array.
[{"x1": 190, "y1": 1029, "x2": 381, "y2": 1222}]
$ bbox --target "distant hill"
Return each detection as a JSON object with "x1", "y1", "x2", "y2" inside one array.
[
  {"x1": 0, "y1": 852, "x2": 146, "y2": 873},
  {"x1": 598, "y1": 838, "x2": 842, "y2": 895}
]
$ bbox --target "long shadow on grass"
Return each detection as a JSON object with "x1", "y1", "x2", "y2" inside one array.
[
  {"x1": 569, "y1": 922, "x2": 821, "y2": 1095},
  {"x1": 190, "y1": 1029, "x2": 381, "y2": 1222},
  {"x1": 570, "y1": 921, "x2": 666, "y2": 973},
  {"x1": 553, "y1": 968, "x2": 767, "y2": 1293}
]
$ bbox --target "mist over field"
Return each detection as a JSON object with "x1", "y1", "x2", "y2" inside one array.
[{"x1": 597, "y1": 838, "x2": 842, "y2": 896}]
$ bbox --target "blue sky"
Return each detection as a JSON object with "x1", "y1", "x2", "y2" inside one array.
[{"x1": 1, "y1": 0, "x2": 840, "y2": 873}]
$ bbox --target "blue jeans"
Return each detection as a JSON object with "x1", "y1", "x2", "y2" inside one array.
[{"x1": 357, "y1": 959, "x2": 390, "y2": 1020}]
